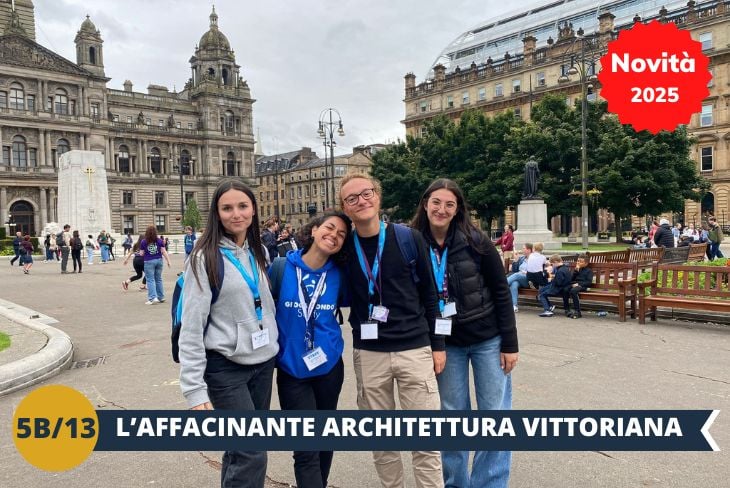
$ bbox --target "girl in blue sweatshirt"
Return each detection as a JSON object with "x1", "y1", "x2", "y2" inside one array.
[{"x1": 271, "y1": 212, "x2": 351, "y2": 488}]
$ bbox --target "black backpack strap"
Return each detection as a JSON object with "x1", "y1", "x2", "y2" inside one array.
[
  {"x1": 393, "y1": 223, "x2": 419, "y2": 284},
  {"x1": 269, "y1": 256, "x2": 287, "y2": 302}
]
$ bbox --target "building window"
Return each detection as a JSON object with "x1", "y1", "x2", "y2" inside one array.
[
  {"x1": 700, "y1": 147, "x2": 713, "y2": 171},
  {"x1": 537, "y1": 72, "x2": 545, "y2": 87},
  {"x1": 225, "y1": 151, "x2": 236, "y2": 176},
  {"x1": 26, "y1": 95, "x2": 35, "y2": 112},
  {"x1": 56, "y1": 139, "x2": 70, "y2": 162},
  {"x1": 2, "y1": 146, "x2": 9, "y2": 164},
  {"x1": 298, "y1": 203, "x2": 303, "y2": 213},
  {"x1": 260, "y1": 191, "x2": 264, "y2": 201},
  {"x1": 512, "y1": 79, "x2": 521, "y2": 93},
  {"x1": 127, "y1": 115, "x2": 133, "y2": 124},
  {"x1": 335, "y1": 165, "x2": 346, "y2": 177},
  {"x1": 281, "y1": 204, "x2": 285, "y2": 215},
  {"x1": 701, "y1": 104, "x2": 713, "y2": 127},
  {"x1": 9, "y1": 83, "x2": 24, "y2": 110},
  {"x1": 495, "y1": 83, "x2": 503, "y2": 97},
  {"x1": 90, "y1": 103, "x2": 100, "y2": 117},
  {"x1": 12, "y1": 135, "x2": 27, "y2": 167},
  {"x1": 185, "y1": 192, "x2": 195, "y2": 206},
  {"x1": 112, "y1": 114, "x2": 119, "y2": 122},
  {"x1": 420, "y1": 101, "x2": 428, "y2": 112},
  {"x1": 158, "y1": 119, "x2": 164, "y2": 127},
  {"x1": 700, "y1": 32, "x2": 712, "y2": 50},
  {"x1": 514, "y1": 107, "x2": 522, "y2": 119},
  {"x1": 462, "y1": 91, "x2": 469, "y2": 105},
  {"x1": 122, "y1": 191, "x2": 134, "y2": 206},
  {"x1": 290, "y1": 203, "x2": 295, "y2": 213},
  {"x1": 290, "y1": 188, "x2": 295, "y2": 199},
  {"x1": 119, "y1": 145, "x2": 130, "y2": 173},
  {"x1": 54, "y1": 89, "x2": 69, "y2": 114},
  {"x1": 478, "y1": 87, "x2": 486, "y2": 101},
  {"x1": 224, "y1": 111, "x2": 235, "y2": 133},
  {"x1": 155, "y1": 215, "x2": 166, "y2": 233},
  {"x1": 155, "y1": 191, "x2": 166, "y2": 207},
  {"x1": 297, "y1": 186, "x2": 302, "y2": 198},
  {"x1": 419, "y1": 127, "x2": 428, "y2": 137},
  {"x1": 123, "y1": 216, "x2": 134, "y2": 235},
  {"x1": 0, "y1": 91, "x2": 7, "y2": 108},
  {"x1": 281, "y1": 189, "x2": 285, "y2": 198},
  {"x1": 150, "y1": 147, "x2": 161, "y2": 174},
  {"x1": 145, "y1": 118, "x2": 151, "y2": 125},
  {"x1": 176, "y1": 122, "x2": 181, "y2": 129},
  {"x1": 188, "y1": 122, "x2": 193, "y2": 129},
  {"x1": 29, "y1": 148, "x2": 37, "y2": 166},
  {"x1": 447, "y1": 95, "x2": 454, "y2": 108}
]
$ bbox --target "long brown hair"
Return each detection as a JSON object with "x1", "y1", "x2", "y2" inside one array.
[
  {"x1": 191, "y1": 178, "x2": 267, "y2": 289},
  {"x1": 144, "y1": 225, "x2": 158, "y2": 244},
  {"x1": 410, "y1": 178, "x2": 487, "y2": 254}
]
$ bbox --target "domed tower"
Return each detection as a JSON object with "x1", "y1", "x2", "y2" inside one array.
[
  {"x1": 74, "y1": 15, "x2": 105, "y2": 77},
  {"x1": 189, "y1": 6, "x2": 240, "y2": 89}
]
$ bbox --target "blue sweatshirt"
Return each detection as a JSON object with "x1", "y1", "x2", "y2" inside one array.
[{"x1": 271, "y1": 249, "x2": 344, "y2": 379}]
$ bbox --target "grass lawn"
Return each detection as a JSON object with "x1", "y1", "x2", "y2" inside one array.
[
  {"x1": 0, "y1": 332, "x2": 10, "y2": 353},
  {"x1": 561, "y1": 243, "x2": 630, "y2": 252}
]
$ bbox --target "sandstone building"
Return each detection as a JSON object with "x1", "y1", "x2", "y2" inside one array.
[{"x1": 0, "y1": 1, "x2": 255, "y2": 236}]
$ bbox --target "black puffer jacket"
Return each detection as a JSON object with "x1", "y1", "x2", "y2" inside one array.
[
  {"x1": 653, "y1": 224, "x2": 675, "y2": 248},
  {"x1": 424, "y1": 226, "x2": 518, "y2": 353}
]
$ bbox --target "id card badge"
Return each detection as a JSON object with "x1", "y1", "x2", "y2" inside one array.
[
  {"x1": 435, "y1": 318, "x2": 453, "y2": 335},
  {"x1": 251, "y1": 328, "x2": 270, "y2": 350},
  {"x1": 442, "y1": 301, "x2": 457, "y2": 318},
  {"x1": 361, "y1": 322, "x2": 379, "y2": 340},
  {"x1": 303, "y1": 346, "x2": 328, "y2": 371},
  {"x1": 371, "y1": 305, "x2": 390, "y2": 322}
]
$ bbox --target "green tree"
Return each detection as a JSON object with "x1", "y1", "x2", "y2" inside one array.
[{"x1": 182, "y1": 199, "x2": 202, "y2": 231}]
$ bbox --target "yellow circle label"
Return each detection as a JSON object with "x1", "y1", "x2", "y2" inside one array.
[{"x1": 12, "y1": 384, "x2": 98, "y2": 471}]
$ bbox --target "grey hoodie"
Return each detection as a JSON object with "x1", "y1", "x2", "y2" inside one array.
[{"x1": 179, "y1": 237, "x2": 279, "y2": 408}]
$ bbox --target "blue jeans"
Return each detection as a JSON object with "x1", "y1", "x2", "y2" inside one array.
[
  {"x1": 709, "y1": 242, "x2": 724, "y2": 260},
  {"x1": 101, "y1": 244, "x2": 109, "y2": 262},
  {"x1": 437, "y1": 336, "x2": 512, "y2": 488},
  {"x1": 538, "y1": 284, "x2": 561, "y2": 311},
  {"x1": 507, "y1": 273, "x2": 528, "y2": 307},
  {"x1": 143, "y1": 258, "x2": 164, "y2": 301}
]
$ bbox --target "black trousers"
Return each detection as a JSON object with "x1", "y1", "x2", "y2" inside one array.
[
  {"x1": 10, "y1": 249, "x2": 21, "y2": 266},
  {"x1": 277, "y1": 359, "x2": 344, "y2": 488},
  {"x1": 129, "y1": 256, "x2": 146, "y2": 284},
  {"x1": 71, "y1": 249, "x2": 82, "y2": 272},
  {"x1": 562, "y1": 285, "x2": 587, "y2": 312},
  {"x1": 204, "y1": 351, "x2": 275, "y2": 488}
]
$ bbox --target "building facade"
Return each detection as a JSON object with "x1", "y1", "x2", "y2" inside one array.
[
  {"x1": 0, "y1": 1, "x2": 255, "y2": 237},
  {"x1": 254, "y1": 145, "x2": 377, "y2": 228},
  {"x1": 403, "y1": 0, "x2": 730, "y2": 231}
]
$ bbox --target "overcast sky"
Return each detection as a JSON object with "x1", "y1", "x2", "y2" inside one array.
[{"x1": 34, "y1": 0, "x2": 545, "y2": 156}]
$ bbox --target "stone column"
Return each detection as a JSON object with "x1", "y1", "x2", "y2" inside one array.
[
  {"x1": 197, "y1": 145, "x2": 203, "y2": 174},
  {"x1": 38, "y1": 129, "x2": 46, "y2": 166},
  {"x1": 49, "y1": 188, "x2": 56, "y2": 222},
  {"x1": 107, "y1": 137, "x2": 113, "y2": 169},
  {"x1": 80, "y1": 133, "x2": 86, "y2": 151},
  {"x1": 45, "y1": 131, "x2": 52, "y2": 166},
  {"x1": 137, "y1": 139, "x2": 144, "y2": 174},
  {"x1": 0, "y1": 124, "x2": 3, "y2": 164},
  {"x1": 0, "y1": 187, "x2": 7, "y2": 226},
  {"x1": 39, "y1": 187, "x2": 47, "y2": 227}
]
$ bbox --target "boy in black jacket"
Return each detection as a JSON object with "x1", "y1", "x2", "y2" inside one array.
[
  {"x1": 563, "y1": 255, "x2": 593, "y2": 318},
  {"x1": 537, "y1": 254, "x2": 572, "y2": 317}
]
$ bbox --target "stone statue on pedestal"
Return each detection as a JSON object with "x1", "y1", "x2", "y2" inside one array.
[{"x1": 523, "y1": 158, "x2": 540, "y2": 200}]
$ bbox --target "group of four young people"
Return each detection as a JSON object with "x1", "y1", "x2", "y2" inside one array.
[{"x1": 178, "y1": 175, "x2": 519, "y2": 488}]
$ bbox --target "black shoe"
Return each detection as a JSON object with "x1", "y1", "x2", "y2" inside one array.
[
  {"x1": 571, "y1": 312, "x2": 582, "y2": 319},
  {"x1": 564, "y1": 309, "x2": 573, "y2": 317}
]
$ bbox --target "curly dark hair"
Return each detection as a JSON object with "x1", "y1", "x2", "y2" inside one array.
[{"x1": 295, "y1": 211, "x2": 352, "y2": 266}]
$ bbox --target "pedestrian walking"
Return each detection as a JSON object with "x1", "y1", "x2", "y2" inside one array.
[
  {"x1": 70, "y1": 230, "x2": 83, "y2": 273},
  {"x1": 179, "y1": 178, "x2": 278, "y2": 488},
  {"x1": 20, "y1": 235, "x2": 34, "y2": 274},
  {"x1": 708, "y1": 217, "x2": 725, "y2": 260},
  {"x1": 43, "y1": 234, "x2": 53, "y2": 262},
  {"x1": 122, "y1": 233, "x2": 133, "y2": 257},
  {"x1": 98, "y1": 230, "x2": 110, "y2": 263},
  {"x1": 271, "y1": 212, "x2": 350, "y2": 488},
  {"x1": 121, "y1": 235, "x2": 146, "y2": 290},
  {"x1": 58, "y1": 224, "x2": 72, "y2": 274},
  {"x1": 412, "y1": 178, "x2": 518, "y2": 488},
  {"x1": 9, "y1": 231, "x2": 22, "y2": 267},
  {"x1": 139, "y1": 225, "x2": 171, "y2": 304}
]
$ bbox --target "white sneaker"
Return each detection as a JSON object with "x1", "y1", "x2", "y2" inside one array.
[
  {"x1": 145, "y1": 298, "x2": 160, "y2": 305},
  {"x1": 513, "y1": 306, "x2": 519, "y2": 313}
]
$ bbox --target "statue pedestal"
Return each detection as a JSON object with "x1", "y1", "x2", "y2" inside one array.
[{"x1": 513, "y1": 199, "x2": 561, "y2": 251}]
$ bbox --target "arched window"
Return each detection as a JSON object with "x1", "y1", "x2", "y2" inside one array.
[
  {"x1": 225, "y1": 151, "x2": 236, "y2": 176},
  {"x1": 12, "y1": 135, "x2": 27, "y2": 167},
  {"x1": 150, "y1": 147, "x2": 161, "y2": 174},
  {"x1": 119, "y1": 145, "x2": 130, "y2": 173},
  {"x1": 54, "y1": 89, "x2": 68, "y2": 114},
  {"x1": 57, "y1": 139, "x2": 70, "y2": 156},
  {"x1": 9, "y1": 83, "x2": 24, "y2": 110},
  {"x1": 180, "y1": 149, "x2": 191, "y2": 175},
  {"x1": 207, "y1": 67, "x2": 215, "y2": 78},
  {"x1": 222, "y1": 68, "x2": 229, "y2": 86},
  {"x1": 224, "y1": 111, "x2": 235, "y2": 133},
  {"x1": 89, "y1": 46, "x2": 96, "y2": 64}
]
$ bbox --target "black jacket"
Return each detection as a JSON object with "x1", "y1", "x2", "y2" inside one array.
[
  {"x1": 571, "y1": 266, "x2": 594, "y2": 289},
  {"x1": 424, "y1": 226, "x2": 518, "y2": 353},
  {"x1": 653, "y1": 224, "x2": 675, "y2": 248}
]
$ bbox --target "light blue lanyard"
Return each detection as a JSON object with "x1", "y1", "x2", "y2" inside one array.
[
  {"x1": 221, "y1": 247, "x2": 263, "y2": 323},
  {"x1": 353, "y1": 222, "x2": 386, "y2": 319},
  {"x1": 430, "y1": 247, "x2": 448, "y2": 315}
]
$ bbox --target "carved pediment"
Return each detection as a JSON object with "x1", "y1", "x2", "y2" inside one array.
[{"x1": 0, "y1": 34, "x2": 92, "y2": 77}]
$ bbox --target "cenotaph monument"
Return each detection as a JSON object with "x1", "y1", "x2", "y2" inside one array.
[
  {"x1": 57, "y1": 150, "x2": 111, "y2": 238},
  {"x1": 512, "y1": 158, "x2": 561, "y2": 251}
]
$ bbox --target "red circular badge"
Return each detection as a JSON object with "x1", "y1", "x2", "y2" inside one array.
[{"x1": 598, "y1": 20, "x2": 711, "y2": 134}]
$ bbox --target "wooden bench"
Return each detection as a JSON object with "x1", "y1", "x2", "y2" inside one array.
[
  {"x1": 688, "y1": 242, "x2": 708, "y2": 262},
  {"x1": 638, "y1": 264, "x2": 730, "y2": 324},
  {"x1": 587, "y1": 249, "x2": 629, "y2": 263},
  {"x1": 517, "y1": 261, "x2": 639, "y2": 322},
  {"x1": 659, "y1": 246, "x2": 690, "y2": 264},
  {"x1": 627, "y1": 247, "x2": 665, "y2": 266}
]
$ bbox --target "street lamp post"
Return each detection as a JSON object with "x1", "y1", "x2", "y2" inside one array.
[
  {"x1": 174, "y1": 157, "x2": 194, "y2": 225},
  {"x1": 559, "y1": 26, "x2": 600, "y2": 250},
  {"x1": 317, "y1": 108, "x2": 345, "y2": 209},
  {"x1": 274, "y1": 156, "x2": 280, "y2": 220}
]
